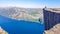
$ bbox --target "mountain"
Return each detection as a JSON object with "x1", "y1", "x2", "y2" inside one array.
[{"x1": 0, "y1": 7, "x2": 43, "y2": 22}]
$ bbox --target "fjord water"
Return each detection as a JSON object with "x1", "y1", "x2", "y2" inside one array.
[{"x1": 0, "y1": 15, "x2": 44, "y2": 34}]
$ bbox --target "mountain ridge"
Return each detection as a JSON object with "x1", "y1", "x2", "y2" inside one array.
[{"x1": 0, "y1": 7, "x2": 43, "y2": 22}]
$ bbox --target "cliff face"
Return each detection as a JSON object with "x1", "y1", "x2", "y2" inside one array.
[
  {"x1": 43, "y1": 9, "x2": 60, "y2": 30},
  {"x1": 43, "y1": 8, "x2": 60, "y2": 34}
]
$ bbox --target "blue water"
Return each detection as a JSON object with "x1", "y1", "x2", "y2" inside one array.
[{"x1": 0, "y1": 15, "x2": 44, "y2": 34}]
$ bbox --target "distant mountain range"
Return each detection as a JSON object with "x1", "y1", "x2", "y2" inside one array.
[{"x1": 0, "y1": 7, "x2": 43, "y2": 22}]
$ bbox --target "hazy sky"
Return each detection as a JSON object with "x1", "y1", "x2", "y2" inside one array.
[
  {"x1": 42, "y1": 0, "x2": 60, "y2": 8},
  {"x1": 0, "y1": 0, "x2": 60, "y2": 8}
]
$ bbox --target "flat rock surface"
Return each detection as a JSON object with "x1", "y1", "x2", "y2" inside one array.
[
  {"x1": 0, "y1": 27, "x2": 8, "y2": 34},
  {"x1": 45, "y1": 23, "x2": 60, "y2": 34}
]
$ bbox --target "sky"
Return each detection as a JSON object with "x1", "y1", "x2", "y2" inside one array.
[
  {"x1": 0, "y1": 0, "x2": 60, "y2": 8},
  {"x1": 42, "y1": 0, "x2": 60, "y2": 8}
]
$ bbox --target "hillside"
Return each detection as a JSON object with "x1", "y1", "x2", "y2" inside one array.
[{"x1": 0, "y1": 7, "x2": 43, "y2": 22}]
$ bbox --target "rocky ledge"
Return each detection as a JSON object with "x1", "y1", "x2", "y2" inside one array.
[
  {"x1": 45, "y1": 23, "x2": 60, "y2": 34},
  {"x1": 0, "y1": 27, "x2": 8, "y2": 34}
]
